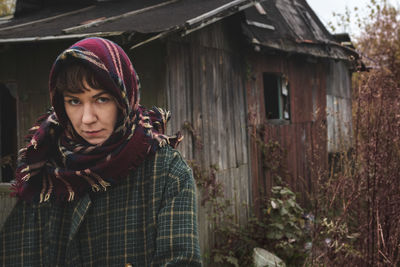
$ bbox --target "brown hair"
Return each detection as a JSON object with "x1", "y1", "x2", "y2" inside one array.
[{"x1": 54, "y1": 63, "x2": 103, "y2": 94}]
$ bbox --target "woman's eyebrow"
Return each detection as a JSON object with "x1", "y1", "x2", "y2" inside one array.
[
  {"x1": 63, "y1": 93, "x2": 77, "y2": 98},
  {"x1": 92, "y1": 91, "x2": 109, "y2": 98}
]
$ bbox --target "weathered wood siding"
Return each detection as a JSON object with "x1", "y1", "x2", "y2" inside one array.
[
  {"x1": 0, "y1": 183, "x2": 16, "y2": 228},
  {"x1": 129, "y1": 41, "x2": 167, "y2": 108},
  {"x1": 165, "y1": 21, "x2": 250, "y2": 258},
  {"x1": 0, "y1": 42, "x2": 71, "y2": 149},
  {"x1": 246, "y1": 53, "x2": 328, "y2": 208},
  {"x1": 326, "y1": 61, "x2": 353, "y2": 153}
]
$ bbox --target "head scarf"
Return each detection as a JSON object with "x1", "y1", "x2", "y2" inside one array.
[{"x1": 13, "y1": 37, "x2": 182, "y2": 202}]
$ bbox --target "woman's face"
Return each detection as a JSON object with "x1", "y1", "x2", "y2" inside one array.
[{"x1": 63, "y1": 79, "x2": 118, "y2": 145}]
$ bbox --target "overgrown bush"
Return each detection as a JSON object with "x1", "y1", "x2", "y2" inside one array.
[
  {"x1": 309, "y1": 1, "x2": 400, "y2": 265},
  {"x1": 209, "y1": 184, "x2": 308, "y2": 267},
  {"x1": 189, "y1": 139, "x2": 309, "y2": 267}
]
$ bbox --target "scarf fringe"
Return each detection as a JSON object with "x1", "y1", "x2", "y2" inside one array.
[
  {"x1": 39, "y1": 175, "x2": 47, "y2": 203},
  {"x1": 76, "y1": 171, "x2": 101, "y2": 192},
  {"x1": 85, "y1": 169, "x2": 111, "y2": 191},
  {"x1": 45, "y1": 175, "x2": 54, "y2": 202},
  {"x1": 39, "y1": 174, "x2": 54, "y2": 203},
  {"x1": 54, "y1": 168, "x2": 75, "y2": 202},
  {"x1": 38, "y1": 169, "x2": 111, "y2": 202},
  {"x1": 14, "y1": 106, "x2": 181, "y2": 202}
]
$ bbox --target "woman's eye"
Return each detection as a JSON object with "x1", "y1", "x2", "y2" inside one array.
[
  {"x1": 97, "y1": 97, "x2": 110, "y2": 104},
  {"x1": 66, "y1": 99, "x2": 80, "y2": 105}
]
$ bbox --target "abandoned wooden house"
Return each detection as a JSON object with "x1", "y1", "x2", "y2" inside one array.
[{"x1": 0, "y1": 0, "x2": 360, "y2": 258}]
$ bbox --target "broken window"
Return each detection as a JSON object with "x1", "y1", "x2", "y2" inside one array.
[
  {"x1": 263, "y1": 73, "x2": 290, "y2": 121},
  {"x1": 1, "y1": 83, "x2": 17, "y2": 183}
]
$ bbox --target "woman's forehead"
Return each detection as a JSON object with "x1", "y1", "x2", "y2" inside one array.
[{"x1": 63, "y1": 87, "x2": 109, "y2": 97}]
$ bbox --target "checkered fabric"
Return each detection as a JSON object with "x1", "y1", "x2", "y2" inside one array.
[{"x1": 1, "y1": 146, "x2": 201, "y2": 266}]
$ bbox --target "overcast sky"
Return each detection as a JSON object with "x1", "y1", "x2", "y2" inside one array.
[{"x1": 306, "y1": 0, "x2": 400, "y2": 37}]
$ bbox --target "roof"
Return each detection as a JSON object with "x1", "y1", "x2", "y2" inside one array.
[
  {"x1": 0, "y1": 0, "x2": 358, "y2": 61},
  {"x1": 0, "y1": 0, "x2": 252, "y2": 43},
  {"x1": 241, "y1": 0, "x2": 358, "y2": 60}
]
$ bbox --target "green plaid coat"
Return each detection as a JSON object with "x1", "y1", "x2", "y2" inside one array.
[{"x1": 0, "y1": 147, "x2": 201, "y2": 266}]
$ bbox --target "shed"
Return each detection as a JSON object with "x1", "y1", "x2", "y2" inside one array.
[
  {"x1": 0, "y1": 0, "x2": 360, "y2": 261},
  {"x1": 241, "y1": 0, "x2": 360, "y2": 209}
]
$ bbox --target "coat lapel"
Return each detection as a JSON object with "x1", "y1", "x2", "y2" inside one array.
[{"x1": 67, "y1": 194, "x2": 92, "y2": 244}]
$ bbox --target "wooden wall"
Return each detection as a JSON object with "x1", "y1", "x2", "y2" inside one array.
[
  {"x1": 129, "y1": 41, "x2": 167, "y2": 108},
  {"x1": 246, "y1": 52, "x2": 328, "y2": 208},
  {"x1": 165, "y1": 20, "x2": 251, "y2": 259},
  {"x1": 326, "y1": 61, "x2": 353, "y2": 153},
  {"x1": 0, "y1": 42, "x2": 72, "y2": 149}
]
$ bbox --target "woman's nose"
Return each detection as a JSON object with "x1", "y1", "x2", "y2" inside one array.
[{"x1": 81, "y1": 104, "x2": 97, "y2": 124}]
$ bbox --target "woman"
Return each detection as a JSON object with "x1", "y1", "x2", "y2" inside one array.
[{"x1": 0, "y1": 37, "x2": 201, "y2": 266}]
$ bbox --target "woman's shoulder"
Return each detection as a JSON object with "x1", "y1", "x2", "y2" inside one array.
[
  {"x1": 153, "y1": 145, "x2": 180, "y2": 158},
  {"x1": 153, "y1": 146, "x2": 191, "y2": 171},
  {"x1": 140, "y1": 146, "x2": 193, "y2": 186}
]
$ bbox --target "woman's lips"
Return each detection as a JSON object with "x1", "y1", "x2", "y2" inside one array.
[{"x1": 83, "y1": 130, "x2": 103, "y2": 136}]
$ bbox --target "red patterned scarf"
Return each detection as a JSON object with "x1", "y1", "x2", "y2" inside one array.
[{"x1": 13, "y1": 38, "x2": 182, "y2": 202}]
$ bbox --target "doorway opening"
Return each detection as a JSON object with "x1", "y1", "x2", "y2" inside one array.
[{"x1": 1, "y1": 83, "x2": 17, "y2": 182}]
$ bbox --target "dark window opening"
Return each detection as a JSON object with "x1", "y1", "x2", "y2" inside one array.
[
  {"x1": 1, "y1": 84, "x2": 17, "y2": 182},
  {"x1": 263, "y1": 73, "x2": 290, "y2": 121}
]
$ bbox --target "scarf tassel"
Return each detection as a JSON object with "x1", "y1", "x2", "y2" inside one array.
[
  {"x1": 45, "y1": 175, "x2": 54, "y2": 202},
  {"x1": 39, "y1": 169, "x2": 110, "y2": 202},
  {"x1": 84, "y1": 169, "x2": 111, "y2": 191},
  {"x1": 55, "y1": 169, "x2": 75, "y2": 202},
  {"x1": 39, "y1": 174, "x2": 54, "y2": 203},
  {"x1": 76, "y1": 171, "x2": 101, "y2": 192},
  {"x1": 39, "y1": 175, "x2": 47, "y2": 203}
]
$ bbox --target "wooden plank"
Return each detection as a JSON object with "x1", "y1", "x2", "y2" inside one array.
[
  {"x1": 165, "y1": 42, "x2": 179, "y2": 150},
  {"x1": 298, "y1": 124, "x2": 306, "y2": 200},
  {"x1": 201, "y1": 50, "x2": 212, "y2": 169},
  {"x1": 211, "y1": 49, "x2": 224, "y2": 170},
  {"x1": 238, "y1": 164, "x2": 250, "y2": 223},
  {"x1": 224, "y1": 53, "x2": 237, "y2": 169},
  {"x1": 189, "y1": 44, "x2": 204, "y2": 164},
  {"x1": 178, "y1": 46, "x2": 188, "y2": 157},
  {"x1": 184, "y1": 45, "x2": 194, "y2": 160},
  {"x1": 306, "y1": 122, "x2": 313, "y2": 195},
  {"x1": 165, "y1": 41, "x2": 197, "y2": 159},
  {"x1": 235, "y1": 59, "x2": 248, "y2": 165},
  {"x1": 195, "y1": 185, "x2": 210, "y2": 260},
  {"x1": 0, "y1": 183, "x2": 16, "y2": 228}
]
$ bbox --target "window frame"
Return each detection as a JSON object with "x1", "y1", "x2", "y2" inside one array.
[{"x1": 262, "y1": 72, "x2": 290, "y2": 124}]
